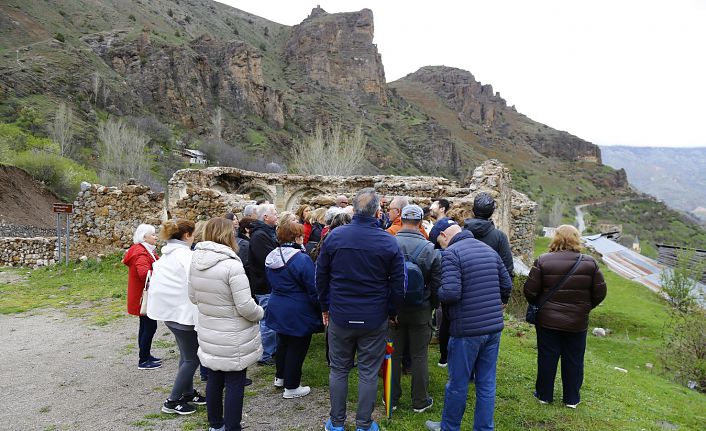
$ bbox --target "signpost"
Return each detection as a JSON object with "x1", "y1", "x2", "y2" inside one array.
[{"x1": 53, "y1": 203, "x2": 73, "y2": 265}]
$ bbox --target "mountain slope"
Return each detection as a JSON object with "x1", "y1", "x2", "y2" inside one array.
[{"x1": 601, "y1": 146, "x2": 706, "y2": 221}]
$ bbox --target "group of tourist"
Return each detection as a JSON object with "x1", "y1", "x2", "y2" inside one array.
[{"x1": 123, "y1": 188, "x2": 607, "y2": 431}]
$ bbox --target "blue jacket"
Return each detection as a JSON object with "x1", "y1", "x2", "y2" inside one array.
[
  {"x1": 439, "y1": 230, "x2": 512, "y2": 337},
  {"x1": 316, "y1": 214, "x2": 406, "y2": 329},
  {"x1": 265, "y1": 246, "x2": 322, "y2": 336}
]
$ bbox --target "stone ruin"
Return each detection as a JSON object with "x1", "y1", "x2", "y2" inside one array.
[{"x1": 0, "y1": 159, "x2": 538, "y2": 267}]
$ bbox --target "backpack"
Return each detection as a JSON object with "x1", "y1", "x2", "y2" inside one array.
[{"x1": 403, "y1": 242, "x2": 428, "y2": 306}]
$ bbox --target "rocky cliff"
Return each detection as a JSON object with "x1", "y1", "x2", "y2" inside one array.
[
  {"x1": 285, "y1": 7, "x2": 387, "y2": 105},
  {"x1": 395, "y1": 66, "x2": 602, "y2": 163}
]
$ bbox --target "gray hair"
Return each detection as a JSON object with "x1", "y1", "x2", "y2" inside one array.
[
  {"x1": 353, "y1": 188, "x2": 380, "y2": 217},
  {"x1": 257, "y1": 203, "x2": 277, "y2": 221},
  {"x1": 390, "y1": 196, "x2": 409, "y2": 210},
  {"x1": 325, "y1": 206, "x2": 346, "y2": 224},
  {"x1": 133, "y1": 224, "x2": 155, "y2": 244},
  {"x1": 243, "y1": 204, "x2": 257, "y2": 218}
]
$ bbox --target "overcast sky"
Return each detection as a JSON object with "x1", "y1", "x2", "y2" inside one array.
[{"x1": 218, "y1": 0, "x2": 706, "y2": 148}]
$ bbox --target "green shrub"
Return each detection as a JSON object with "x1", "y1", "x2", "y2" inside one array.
[
  {"x1": 54, "y1": 32, "x2": 65, "y2": 43},
  {"x1": 10, "y1": 150, "x2": 98, "y2": 199},
  {"x1": 0, "y1": 122, "x2": 56, "y2": 153},
  {"x1": 16, "y1": 106, "x2": 44, "y2": 135},
  {"x1": 507, "y1": 274, "x2": 529, "y2": 319},
  {"x1": 661, "y1": 309, "x2": 706, "y2": 392}
]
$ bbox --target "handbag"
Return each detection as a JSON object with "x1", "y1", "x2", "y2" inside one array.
[
  {"x1": 139, "y1": 269, "x2": 151, "y2": 316},
  {"x1": 526, "y1": 254, "x2": 583, "y2": 325}
]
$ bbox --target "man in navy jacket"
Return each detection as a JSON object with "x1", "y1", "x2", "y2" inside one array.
[
  {"x1": 426, "y1": 219, "x2": 512, "y2": 431},
  {"x1": 317, "y1": 188, "x2": 406, "y2": 431}
]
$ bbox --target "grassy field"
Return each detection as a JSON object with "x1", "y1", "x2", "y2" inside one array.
[{"x1": 1, "y1": 239, "x2": 704, "y2": 430}]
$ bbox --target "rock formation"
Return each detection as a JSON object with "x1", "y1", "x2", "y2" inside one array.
[{"x1": 285, "y1": 7, "x2": 387, "y2": 105}]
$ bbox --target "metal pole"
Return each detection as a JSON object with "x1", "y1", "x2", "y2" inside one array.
[
  {"x1": 56, "y1": 213, "x2": 61, "y2": 264},
  {"x1": 65, "y1": 213, "x2": 70, "y2": 265}
]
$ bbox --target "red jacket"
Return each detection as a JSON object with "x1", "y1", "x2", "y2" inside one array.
[{"x1": 123, "y1": 243, "x2": 159, "y2": 316}]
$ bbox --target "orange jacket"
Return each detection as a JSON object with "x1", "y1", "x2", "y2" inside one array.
[{"x1": 386, "y1": 217, "x2": 429, "y2": 239}]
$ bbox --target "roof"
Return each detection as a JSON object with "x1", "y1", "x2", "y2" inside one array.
[{"x1": 183, "y1": 149, "x2": 206, "y2": 157}]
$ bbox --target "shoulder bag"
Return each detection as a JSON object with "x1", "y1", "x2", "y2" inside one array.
[
  {"x1": 139, "y1": 269, "x2": 151, "y2": 316},
  {"x1": 526, "y1": 254, "x2": 583, "y2": 325}
]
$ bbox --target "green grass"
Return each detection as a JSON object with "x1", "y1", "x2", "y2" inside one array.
[{"x1": 0, "y1": 253, "x2": 127, "y2": 324}]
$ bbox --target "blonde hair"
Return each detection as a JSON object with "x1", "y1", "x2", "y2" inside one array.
[
  {"x1": 310, "y1": 207, "x2": 327, "y2": 224},
  {"x1": 192, "y1": 220, "x2": 207, "y2": 244},
  {"x1": 277, "y1": 211, "x2": 297, "y2": 228},
  {"x1": 295, "y1": 204, "x2": 311, "y2": 222},
  {"x1": 549, "y1": 225, "x2": 582, "y2": 253},
  {"x1": 159, "y1": 219, "x2": 195, "y2": 241},
  {"x1": 203, "y1": 218, "x2": 238, "y2": 252}
]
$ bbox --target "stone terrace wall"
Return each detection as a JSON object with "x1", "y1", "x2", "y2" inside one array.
[
  {"x1": 0, "y1": 237, "x2": 57, "y2": 267},
  {"x1": 510, "y1": 190, "x2": 538, "y2": 264},
  {"x1": 0, "y1": 222, "x2": 56, "y2": 238},
  {"x1": 70, "y1": 181, "x2": 166, "y2": 258}
]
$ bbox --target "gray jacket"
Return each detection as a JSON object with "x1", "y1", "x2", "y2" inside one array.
[{"x1": 395, "y1": 229, "x2": 441, "y2": 311}]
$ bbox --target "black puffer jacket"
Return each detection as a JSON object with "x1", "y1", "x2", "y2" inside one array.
[
  {"x1": 248, "y1": 221, "x2": 277, "y2": 295},
  {"x1": 464, "y1": 218, "x2": 514, "y2": 278},
  {"x1": 523, "y1": 251, "x2": 607, "y2": 332}
]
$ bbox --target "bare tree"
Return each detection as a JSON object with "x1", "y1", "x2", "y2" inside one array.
[
  {"x1": 92, "y1": 72, "x2": 101, "y2": 106},
  {"x1": 290, "y1": 122, "x2": 366, "y2": 175},
  {"x1": 211, "y1": 106, "x2": 223, "y2": 146},
  {"x1": 97, "y1": 117, "x2": 150, "y2": 184},
  {"x1": 50, "y1": 102, "x2": 74, "y2": 157},
  {"x1": 548, "y1": 197, "x2": 565, "y2": 227}
]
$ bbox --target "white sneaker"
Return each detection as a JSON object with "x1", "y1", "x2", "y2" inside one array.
[
  {"x1": 566, "y1": 401, "x2": 581, "y2": 409},
  {"x1": 274, "y1": 377, "x2": 284, "y2": 388},
  {"x1": 283, "y1": 385, "x2": 311, "y2": 399},
  {"x1": 437, "y1": 362, "x2": 447, "y2": 368}
]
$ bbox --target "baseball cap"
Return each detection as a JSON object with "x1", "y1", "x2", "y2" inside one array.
[
  {"x1": 401, "y1": 204, "x2": 423, "y2": 220},
  {"x1": 429, "y1": 217, "x2": 458, "y2": 247}
]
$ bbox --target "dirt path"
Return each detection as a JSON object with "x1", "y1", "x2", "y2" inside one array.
[{"x1": 0, "y1": 310, "x2": 330, "y2": 431}]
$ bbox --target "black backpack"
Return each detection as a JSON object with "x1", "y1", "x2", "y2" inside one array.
[{"x1": 403, "y1": 242, "x2": 428, "y2": 306}]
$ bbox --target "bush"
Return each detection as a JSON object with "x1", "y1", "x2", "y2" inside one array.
[
  {"x1": 10, "y1": 150, "x2": 98, "y2": 199},
  {"x1": 54, "y1": 32, "x2": 65, "y2": 43},
  {"x1": 507, "y1": 274, "x2": 529, "y2": 319},
  {"x1": 661, "y1": 309, "x2": 706, "y2": 392}
]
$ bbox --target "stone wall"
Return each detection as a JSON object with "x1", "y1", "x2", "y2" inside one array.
[
  {"x1": 0, "y1": 222, "x2": 56, "y2": 238},
  {"x1": 4, "y1": 159, "x2": 536, "y2": 267},
  {"x1": 70, "y1": 181, "x2": 166, "y2": 258},
  {"x1": 510, "y1": 190, "x2": 539, "y2": 264},
  {"x1": 0, "y1": 237, "x2": 57, "y2": 267}
]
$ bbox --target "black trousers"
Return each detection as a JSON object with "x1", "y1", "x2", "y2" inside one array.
[
  {"x1": 207, "y1": 369, "x2": 246, "y2": 431},
  {"x1": 535, "y1": 326, "x2": 587, "y2": 405},
  {"x1": 275, "y1": 333, "x2": 312, "y2": 389},
  {"x1": 137, "y1": 315, "x2": 157, "y2": 363}
]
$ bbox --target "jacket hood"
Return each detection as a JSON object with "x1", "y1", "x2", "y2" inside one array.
[
  {"x1": 192, "y1": 241, "x2": 238, "y2": 270},
  {"x1": 464, "y1": 218, "x2": 494, "y2": 237},
  {"x1": 265, "y1": 247, "x2": 300, "y2": 270},
  {"x1": 160, "y1": 239, "x2": 191, "y2": 256}
]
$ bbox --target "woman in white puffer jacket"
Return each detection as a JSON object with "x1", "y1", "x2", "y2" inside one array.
[{"x1": 189, "y1": 218, "x2": 264, "y2": 431}]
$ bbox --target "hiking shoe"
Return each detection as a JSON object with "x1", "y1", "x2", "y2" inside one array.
[
  {"x1": 425, "y1": 420, "x2": 441, "y2": 431},
  {"x1": 324, "y1": 419, "x2": 344, "y2": 431},
  {"x1": 138, "y1": 360, "x2": 162, "y2": 370},
  {"x1": 161, "y1": 398, "x2": 196, "y2": 415},
  {"x1": 533, "y1": 391, "x2": 549, "y2": 404},
  {"x1": 274, "y1": 377, "x2": 284, "y2": 388},
  {"x1": 183, "y1": 389, "x2": 206, "y2": 405},
  {"x1": 413, "y1": 397, "x2": 434, "y2": 413},
  {"x1": 283, "y1": 385, "x2": 311, "y2": 399},
  {"x1": 565, "y1": 401, "x2": 581, "y2": 409},
  {"x1": 355, "y1": 422, "x2": 379, "y2": 431}
]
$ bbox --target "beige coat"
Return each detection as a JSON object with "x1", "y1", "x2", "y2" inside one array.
[{"x1": 189, "y1": 241, "x2": 264, "y2": 371}]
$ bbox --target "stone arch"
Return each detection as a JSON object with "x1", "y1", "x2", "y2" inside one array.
[
  {"x1": 235, "y1": 181, "x2": 275, "y2": 204},
  {"x1": 285, "y1": 187, "x2": 328, "y2": 211}
]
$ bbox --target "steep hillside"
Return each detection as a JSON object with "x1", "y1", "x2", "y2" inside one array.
[
  {"x1": 0, "y1": 165, "x2": 61, "y2": 228},
  {"x1": 601, "y1": 146, "x2": 706, "y2": 221}
]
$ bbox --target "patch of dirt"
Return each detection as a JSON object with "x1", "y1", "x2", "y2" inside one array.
[
  {"x1": 0, "y1": 310, "x2": 336, "y2": 430},
  {"x1": 0, "y1": 165, "x2": 62, "y2": 228}
]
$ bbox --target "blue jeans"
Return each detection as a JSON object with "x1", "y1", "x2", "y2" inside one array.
[
  {"x1": 255, "y1": 294, "x2": 277, "y2": 361},
  {"x1": 441, "y1": 331, "x2": 501, "y2": 431}
]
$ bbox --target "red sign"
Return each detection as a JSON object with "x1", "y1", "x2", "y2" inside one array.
[{"x1": 52, "y1": 203, "x2": 74, "y2": 213}]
